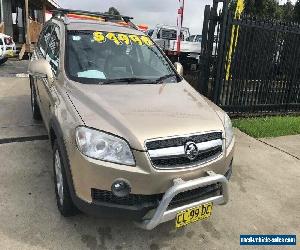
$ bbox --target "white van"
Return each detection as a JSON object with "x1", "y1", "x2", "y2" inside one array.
[{"x1": 0, "y1": 33, "x2": 17, "y2": 62}]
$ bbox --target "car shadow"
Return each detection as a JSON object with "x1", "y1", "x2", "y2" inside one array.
[{"x1": 0, "y1": 140, "x2": 194, "y2": 250}]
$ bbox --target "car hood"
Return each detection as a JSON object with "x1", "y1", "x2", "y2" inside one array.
[{"x1": 67, "y1": 80, "x2": 224, "y2": 150}]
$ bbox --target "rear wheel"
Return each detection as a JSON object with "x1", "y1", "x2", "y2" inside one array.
[
  {"x1": 30, "y1": 77, "x2": 42, "y2": 120},
  {"x1": 53, "y1": 140, "x2": 78, "y2": 217}
]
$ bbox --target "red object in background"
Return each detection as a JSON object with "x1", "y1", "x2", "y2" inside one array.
[
  {"x1": 167, "y1": 50, "x2": 178, "y2": 56},
  {"x1": 177, "y1": 0, "x2": 185, "y2": 56},
  {"x1": 138, "y1": 24, "x2": 149, "y2": 32},
  {"x1": 45, "y1": 11, "x2": 52, "y2": 21},
  {"x1": 45, "y1": 11, "x2": 105, "y2": 22},
  {"x1": 66, "y1": 13, "x2": 104, "y2": 21}
]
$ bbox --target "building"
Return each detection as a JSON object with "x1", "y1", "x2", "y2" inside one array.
[{"x1": 0, "y1": 0, "x2": 59, "y2": 44}]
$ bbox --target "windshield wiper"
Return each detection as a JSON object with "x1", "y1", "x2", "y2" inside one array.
[
  {"x1": 100, "y1": 77, "x2": 153, "y2": 85},
  {"x1": 99, "y1": 75, "x2": 177, "y2": 85},
  {"x1": 154, "y1": 74, "x2": 177, "y2": 84}
]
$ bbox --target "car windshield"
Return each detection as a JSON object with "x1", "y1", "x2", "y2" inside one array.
[{"x1": 66, "y1": 30, "x2": 179, "y2": 84}]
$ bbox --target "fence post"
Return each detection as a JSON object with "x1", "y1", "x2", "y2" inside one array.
[
  {"x1": 285, "y1": 43, "x2": 300, "y2": 112},
  {"x1": 197, "y1": 5, "x2": 211, "y2": 96},
  {"x1": 213, "y1": 0, "x2": 229, "y2": 104}
]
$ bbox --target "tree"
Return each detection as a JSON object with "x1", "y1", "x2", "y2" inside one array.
[
  {"x1": 281, "y1": 0, "x2": 294, "y2": 22},
  {"x1": 107, "y1": 7, "x2": 120, "y2": 16},
  {"x1": 230, "y1": 0, "x2": 295, "y2": 21},
  {"x1": 245, "y1": 0, "x2": 282, "y2": 19},
  {"x1": 294, "y1": 0, "x2": 300, "y2": 22}
]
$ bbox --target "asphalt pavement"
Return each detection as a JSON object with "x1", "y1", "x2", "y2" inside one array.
[
  {"x1": 0, "y1": 76, "x2": 299, "y2": 250},
  {"x1": 0, "y1": 59, "x2": 29, "y2": 77}
]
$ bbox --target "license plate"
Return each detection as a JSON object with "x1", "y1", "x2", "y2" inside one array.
[{"x1": 176, "y1": 202, "x2": 213, "y2": 228}]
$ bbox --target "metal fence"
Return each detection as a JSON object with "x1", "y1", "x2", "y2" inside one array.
[{"x1": 199, "y1": 1, "x2": 300, "y2": 116}]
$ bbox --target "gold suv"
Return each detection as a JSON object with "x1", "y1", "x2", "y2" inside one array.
[{"x1": 28, "y1": 9, "x2": 234, "y2": 230}]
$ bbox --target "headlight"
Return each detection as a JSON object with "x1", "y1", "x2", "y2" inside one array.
[
  {"x1": 75, "y1": 127, "x2": 135, "y2": 166},
  {"x1": 224, "y1": 113, "x2": 233, "y2": 148}
]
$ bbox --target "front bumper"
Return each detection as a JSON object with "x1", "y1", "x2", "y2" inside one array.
[
  {"x1": 67, "y1": 138, "x2": 234, "y2": 203},
  {"x1": 136, "y1": 171, "x2": 228, "y2": 230},
  {"x1": 71, "y1": 170, "x2": 229, "y2": 230}
]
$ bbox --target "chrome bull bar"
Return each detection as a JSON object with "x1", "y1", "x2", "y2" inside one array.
[{"x1": 135, "y1": 171, "x2": 229, "y2": 230}]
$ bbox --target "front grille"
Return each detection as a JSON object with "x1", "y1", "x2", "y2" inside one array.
[
  {"x1": 146, "y1": 132, "x2": 223, "y2": 169},
  {"x1": 91, "y1": 188, "x2": 161, "y2": 207},
  {"x1": 145, "y1": 132, "x2": 222, "y2": 150},
  {"x1": 168, "y1": 183, "x2": 221, "y2": 209},
  {"x1": 151, "y1": 146, "x2": 222, "y2": 168},
  {"x1": 91, "y1": 184, "x2": 220, "y2": 209}
]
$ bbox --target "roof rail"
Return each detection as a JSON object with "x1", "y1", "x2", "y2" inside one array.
[{"x1": 51, "y1": 8, "x2": 136, "y2": 28}]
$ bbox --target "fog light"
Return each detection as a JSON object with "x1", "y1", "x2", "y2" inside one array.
[{"x1": 111, "y1": 179, "x2": 131, "y2": 197}]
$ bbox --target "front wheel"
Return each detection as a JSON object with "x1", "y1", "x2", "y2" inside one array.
[
  {"x1": 53, "y1": 140, "x2": 78, "y2": 217},
  {"x1": 0, "y1": 56, "x2": 8, "y2": 65},
  {"x1": 30, "y1": 77, "x2": 42, "y2": 120}
]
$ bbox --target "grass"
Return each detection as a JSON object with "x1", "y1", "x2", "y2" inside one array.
[{"x1": 232, "y1": 116, "x2": 300, "y2": 138}]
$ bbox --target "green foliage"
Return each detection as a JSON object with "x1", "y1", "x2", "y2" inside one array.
[
  {"x1": 107, "y1": 7, "x2": 121, "y2": 16},
  {"x1": 281, "y1": 0, "x2": 295, "y2": 22},
  {"x1": 294, "y1": 0, "x2": 300, "y2": 22},
  {"x1": 230, "y1": 0, "x2": 296, "y2": 22},
  {"x1": 233, "y1": 116, "x2": 300, "y2": 138}
]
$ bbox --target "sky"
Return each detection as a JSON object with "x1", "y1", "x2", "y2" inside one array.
[
  {"x1": 279, "y1": 0, "x2": 297, "y2": 4},
  {"x1": 57, "y1": 0, "x2": 298, "y2": 34},
  {"x1": 58, "y1": 0, "x2": 213, "y2": 35}
]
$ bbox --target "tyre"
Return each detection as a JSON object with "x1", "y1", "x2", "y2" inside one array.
[
  {"x1": 53, "y1": 140, "x2": 78, "y2": 217},
  {"x1": 0, "y1": 56, "x2": 8, "y2": 65},
  {"x1": 30, "y1": 77, "x2": 42, "y2": 120}
]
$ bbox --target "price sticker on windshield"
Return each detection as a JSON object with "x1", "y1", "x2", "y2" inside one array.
[
  {"x1": 128, "y1": 35, "x2": 143, "y2": 45},
  {"x1": 140, "y1": 36, "x2": 154, "y2": 46},
  {"x1": 92, "y1": 31, "x2": 154, "y2": 47},
  {"x1": 106, "y1": 32, "x2": 121, "y2": 45},
  {"x1": 93, "y1": 31, "x2": 106, "y2": 43},
  {"x1": 117, "y1": 33, "x2": 130, "y2": 45}
]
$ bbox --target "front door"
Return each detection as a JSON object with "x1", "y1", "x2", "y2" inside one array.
[{"x1": 39, "y1": 24, "x2": 61, "y2": 129}]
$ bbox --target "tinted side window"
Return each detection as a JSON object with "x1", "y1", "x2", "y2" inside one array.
[
  {"x1": 195, "y1": 35, "x2": 202, "y2": 43},
  {"x1": 45, "y1": 25, "x2": 60, "y2": 75},
  {"x1": 37, "y1": 25, "x2": 53, "y2": 57},
  {"x1": 186, "y1": 35, "x2": 195, "y2": 42}
]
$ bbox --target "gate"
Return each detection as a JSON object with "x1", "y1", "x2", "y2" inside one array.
[{"x1": 199, "y1": 0, "x2": 300, "y2": 116}]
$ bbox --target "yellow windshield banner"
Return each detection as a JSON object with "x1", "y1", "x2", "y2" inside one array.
[
  {"x1": 225, "y1": 0, "x2": 245, "y2": 81},
  {"x1": 93, "y1": 32, "x2": 106, "y2": 43},
  {"x1": 92, "y1": 32, "x2": 154, "y2": 46}
]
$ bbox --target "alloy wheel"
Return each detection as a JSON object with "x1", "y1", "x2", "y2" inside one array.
[{"x1": 54, "y1": 150, "x2": 64, "y2": 206}]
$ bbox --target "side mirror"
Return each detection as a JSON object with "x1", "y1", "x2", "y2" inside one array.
[
  {"x1": 28, "y1": 58, "x2": 54, "y2": 82},
  {"x1": 174, "y1": 62, "x2": 184, "y2": 76}
]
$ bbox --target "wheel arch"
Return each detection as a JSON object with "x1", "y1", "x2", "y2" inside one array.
[
  {"x1": 49, "y1": 118, "x2": 60, "y2": 149},
  {"x1": 49, "y1": 117, "x2": 79, "y2": 206}
]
